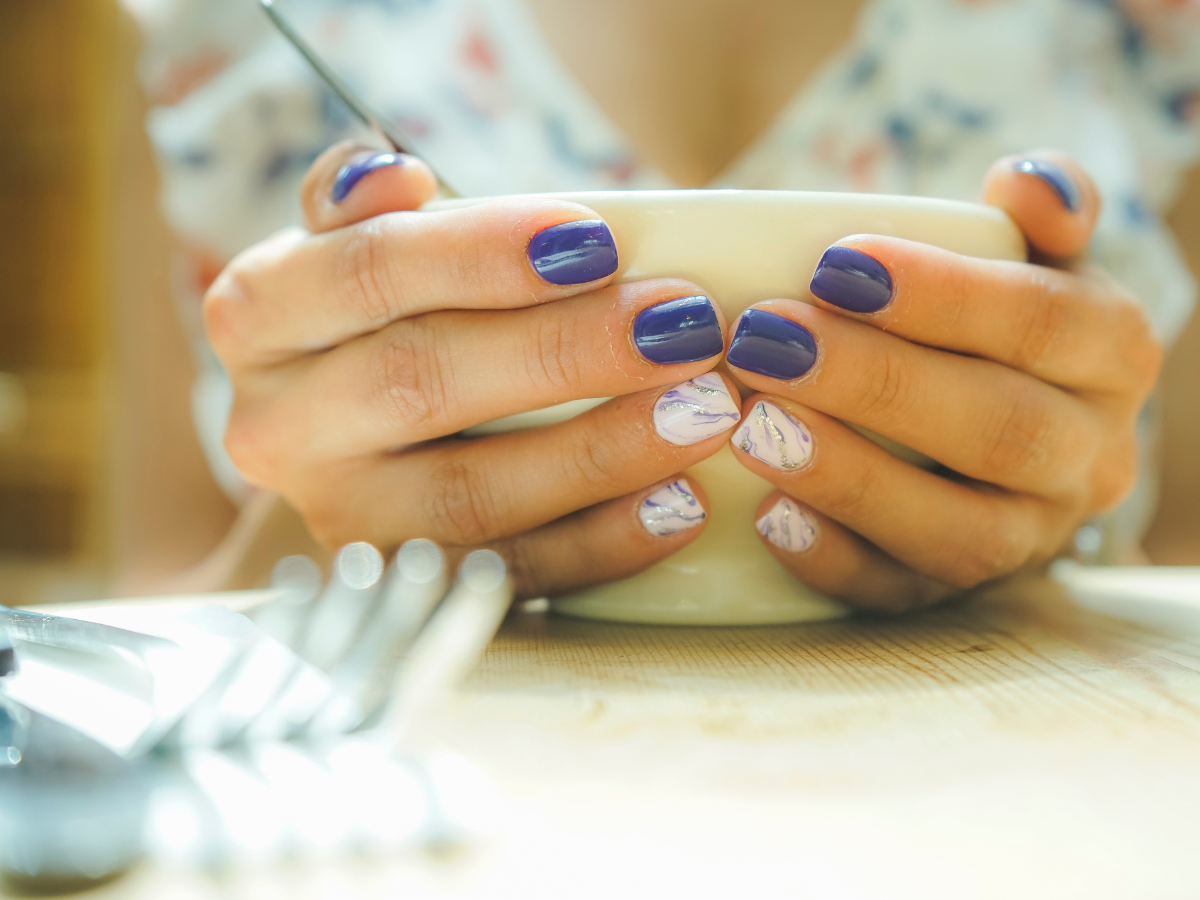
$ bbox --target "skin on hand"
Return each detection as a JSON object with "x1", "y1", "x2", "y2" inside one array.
[
  {"x1": 726, "y1": 150, "x2": 1163, "y2": 612},
  {"x1": 205, "y1": 142, "x2": 742, "y2": 598}
]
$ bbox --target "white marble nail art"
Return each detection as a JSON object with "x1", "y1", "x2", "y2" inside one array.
[
  {"x1": 653, "y1": 373, "x2": 742, "y2": 445},
  {"x1": 756, "y1": 497, "x2": 819, "y2": 553},
  {"x1": 638, "y1": 479, "x2": 706, "y2": 536},
  {"x1": 732, "y1": 400, "x2": 814, "y2": 470}
]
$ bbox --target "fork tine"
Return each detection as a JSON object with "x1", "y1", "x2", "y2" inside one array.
[
  {"x1": 381, "y1": 551, "x2": 512, "y2": 746},
  {"x1": 305, "y1": 540, "x2": 448, "y2": 738}
]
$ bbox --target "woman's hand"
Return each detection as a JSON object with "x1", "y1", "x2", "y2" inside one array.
[
  {"x1": 726, "y1": 151, "x2": 1163, "y2": 611},
  {"x1": 205, "y1": 142, "x2": 743, "y2": 596}
]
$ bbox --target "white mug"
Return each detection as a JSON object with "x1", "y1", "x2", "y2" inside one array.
[{"x1": 427, "y1": 191, "x2": 1025, "y2": 625}]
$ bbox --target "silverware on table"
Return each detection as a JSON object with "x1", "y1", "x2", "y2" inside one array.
[
  {"x1": 0, "y1": 605, "x2": 176, "y2": 666},
  {"x1": 0, "y1": 539, "x2": 513, "y2": 879},
  {"x1": 0, "y1": 626, "x2": 15, "y2": 679}
]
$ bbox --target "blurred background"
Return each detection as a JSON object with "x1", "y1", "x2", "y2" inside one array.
[{"x1": 1, "y1": 1, "x2": 1198, "y2": 607}]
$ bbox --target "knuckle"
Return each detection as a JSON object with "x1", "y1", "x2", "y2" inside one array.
[
  {"x1": 222, "y1": 401, "x2": 278, "y2": 487},
  {"x1": 561, "y1": 427, "x2": 625, "y2": 496},
  {"x1": 525, "y1": 312, "x2": 586, "y2": 396},
  {"x1": 978, "y1": 386, "x2": 1060, "y2": 482},
  {"x1": 939, "y1": 256, "x2": 976, "y2": 330},
  {"x1": 1091, "y1": 434, "x2": 1139, "y2": 512},
  {"x1": 853, "y1": 345, "x2": 918, "y2": 427},
  {"x1": 828, "y1": 458, "x2": 879, "y2": 523},
  {"x1": 943, "y1": 507, "x2": 1029, "y2": 589},
  {"x1": 1012, "y1": 275, "x2": 1074, "y2": 372},
  {"x1": 340, "y1": 221, "x2": 402, "y2": 328},
  {"x1": 302, "y1": 503, "x2": 353, "y2": 551},
  {"x1": 1113, "y1": 301, "x2": 1164, "y2": 394},
  {"x1": 374, "y1": 320, "x2": 455, "y2": 433},
  {"x1": 424, "y1": 457, "x2": 502, "y2": 545},
  {"x1": 202, "y1": 265, "x2": 252, "y2": 360},
  {"x1": 448, "y1": 230, "x2": 491, "y2": 298}
]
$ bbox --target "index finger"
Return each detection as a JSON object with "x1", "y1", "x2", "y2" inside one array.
[
  {"x1": 205, "y1": 197, "x2": 621, "y2": 370},
  {"x1": 804, "y1": 235, "x2": 1159, "y2": 395}
]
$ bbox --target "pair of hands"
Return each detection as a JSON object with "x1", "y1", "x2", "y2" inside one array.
[{"x1": 204, "y1": 143, "x2": 1161, "y2": 611}]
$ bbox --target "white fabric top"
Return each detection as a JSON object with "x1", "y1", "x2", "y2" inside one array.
[{"x1": 125, "y1": 0, "x2": 1200, "y2": 546}]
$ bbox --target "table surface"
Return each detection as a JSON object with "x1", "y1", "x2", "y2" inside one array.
[{"x1": 9, "y1": 568, "x2": 1200, "y2": 899}]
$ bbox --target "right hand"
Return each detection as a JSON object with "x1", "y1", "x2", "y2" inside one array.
[{"x1": 204, "y1": 142, "x2": 743, "y2": 597}]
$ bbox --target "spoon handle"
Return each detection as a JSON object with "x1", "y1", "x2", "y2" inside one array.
[{"x1": 259, "y1": 0, "x2": 460, "y2": 198}]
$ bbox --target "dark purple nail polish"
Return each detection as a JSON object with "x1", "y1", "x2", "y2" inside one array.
[
  {"x1": 726, "y1": 309, "x2": 817, "y2": 381},
  {"x1": 527, "y1": 219, "x2": 618, "y2": 285},
  {"x1": 331, "y1": 152, "x2": 404, "y2": 203},
  {"x1": 1013, "y1": 159, "x2": 1080, "y2": 212},
  {"x1": 810, "y1": 246, "x2": 894, "y2": 313},
  {"x1": 633, "y1": 295, "x2": 723, "y2": 365}
]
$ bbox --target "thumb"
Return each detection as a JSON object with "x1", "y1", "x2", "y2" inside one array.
[
  {"x1": 299, "y1": 140, "x2": 439, "y2": 234},
  {"x1": 982, "y1": 150, "x2": 1101, "y2": 261}
]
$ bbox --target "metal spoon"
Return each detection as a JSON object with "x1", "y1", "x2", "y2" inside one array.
[{"x1": 259, "y1": 0, "x2": 460, "y2": 197}]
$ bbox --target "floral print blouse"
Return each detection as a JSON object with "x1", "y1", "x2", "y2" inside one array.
[{"x1": 124, "y1": 0, "x2": 1200, "y2": 549}]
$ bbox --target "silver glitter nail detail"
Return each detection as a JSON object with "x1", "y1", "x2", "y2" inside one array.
[
  {"x1": 653, "y1": 373, "x2": 742, "y2": 445},
  {"x1": 732, "y1": 401, "x2": 813, "y2": 470},
  {"x1": 638, "y1": 479, "x2": 707, "y2": 536},
  {"x1": 756, "y1": 497, "x2": 818, "y2": 553}
]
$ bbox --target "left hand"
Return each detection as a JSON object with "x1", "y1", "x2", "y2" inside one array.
[{"x1": 725, "y1": 150, "x2": 1163, "y2": 611}]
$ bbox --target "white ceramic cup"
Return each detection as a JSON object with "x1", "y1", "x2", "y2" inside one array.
[{"x1": 426, "y1": 190, "x2": 1025, "y2": 625}]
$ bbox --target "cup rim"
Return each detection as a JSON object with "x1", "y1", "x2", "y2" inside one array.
[{"x1": 425, "y1": 188, "x2": 1012, "y2": 223}]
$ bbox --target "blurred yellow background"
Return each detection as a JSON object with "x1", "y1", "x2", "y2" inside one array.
[{"x1": 1, "y1": 1, "x2": 1197, "y2": 606}]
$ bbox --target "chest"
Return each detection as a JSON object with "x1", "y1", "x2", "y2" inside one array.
[{"x1": 522, "y1": 0, "x2": 865, "y2": 186}]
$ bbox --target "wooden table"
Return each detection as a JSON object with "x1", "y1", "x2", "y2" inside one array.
[{"x1": 9, "y1": 569, "x2": 1200, "y2": 899}]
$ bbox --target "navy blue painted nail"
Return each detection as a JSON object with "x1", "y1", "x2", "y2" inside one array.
[
  {"x1": 527, "y1": 219, "x2": 618, "y2": 285},
  {"x1": 726, "y1": 309, "x2": 818, "y2": 381},
  {"x1": 331, "y1": 152, "x2": 404, "y2": 203},
  {"x1": 633, "y1": 295, "x2": 723, "y2": 365},
  {"x1": 1013, "y1": 159, "x2": 1080, "y2": 212},
  {"x1": 810, "y1": 246, "x2": 894, "y2": 313}
]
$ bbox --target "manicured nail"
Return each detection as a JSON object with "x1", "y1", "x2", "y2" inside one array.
[
  {"x1": 757, "y1": 497, "x2": 818, "y2": 553},
  {"x1": 726, "y1": 309, "x2": 818, "y2": 380},
  {"x1": 653, "y1": 373, "x2": 741, "y2": 445},
  {"x1": 732, "y1": 400, "x2": 814, "y2": 471},
  {"x1": 1013, "y1": 159, "x2": 1080, "y2": 212},
  {"x1": 634, "y1": 295, "x2": 723, "y2": 365},
  {"x1": 332, "y1": 152, "x2": 405, "y2": 203},
  {"x1": 527, "y1": 219, "x2": 619, "y2": 285},
  {"x1": 638, "y1": 479, "x2": 706, "y2": 536},
  {"x1": 810, "y1": 246, "x2": 893, "y2": 313}
]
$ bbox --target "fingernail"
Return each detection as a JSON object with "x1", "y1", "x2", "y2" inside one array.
[
  {"x1": 726, "y1": 309, "x2": 818, "y2": 380},
  {"x1": 757, "y1": 497, "x2": 819, "y2": 553},
  {"x1": 633, "y1": 295, "x2": 724, "y2": 365},
  {"x1": 732, "y1": 400, "x2": 814, "y2": 471},
  {"x1": 638, "y1": 479, "x2": 706, "y2": 536},
  {"x1": 332, "y1": 152, "x2": 404, "y2": 203},
  {"x1": 527, "y1": 219, "x2": 619, "y2": 285},
  {"x1": 653, "y1": 373, "x2": 741, "y2": 445},
  {"x1": 1013, "y1": 159, "x2": 1080, "y2": 212},
  {"x1": 810, "y1": 246, "x2": 894, "y2": 313}
]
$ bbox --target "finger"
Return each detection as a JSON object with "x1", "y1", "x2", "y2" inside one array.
[
  {"x1": 751, "y1": 494, "x2": 956, "y2": 614},
  {"x1": 981, "y1": 150, "x2": 1101, "y2": 260},
  {"x1": 205, "y1": 197, "x2": 621, "y2": 368},
  {"x1": 236, "y1": 281, "x2": 729, "y2": 459},
  {"x1": 300, "y1": 140, "x2": 439, "y2": 233},
  {"x1": 724, "y1": 301, "x2": 1096, "y2": 497},
  {"x1": 730, "y1": 394, "x2": 1058, "y2": 589},
  {"x1": 484, "y1": 476, "x2": 711, "y2": 599},
  {"x1": 268, "y1": 376, "x2": 741, "y2": 549},
  {"x1": 806, "y1": 235, "x2": 1161, "y2": 394}
]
